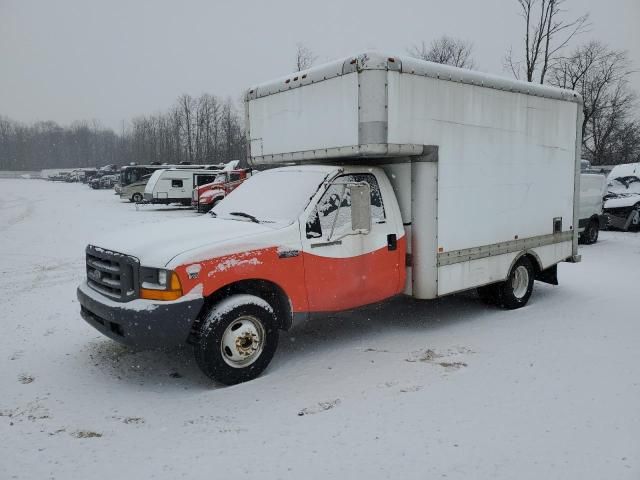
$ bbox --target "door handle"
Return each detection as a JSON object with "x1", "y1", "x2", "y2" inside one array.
[
  {"x1": 310, "y1": 240, "x2": 342, "y2": 249},
  {"x1": 387, "y1": 234, "x2": 397, "y2": 251}
]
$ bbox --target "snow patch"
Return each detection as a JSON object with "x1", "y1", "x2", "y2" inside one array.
[
  {"x1": 209, "y1": 255, "x2": 262, "y2": 275},
  {"x1": 185, "y1": 263, "x2": 202, "y2": 279}
]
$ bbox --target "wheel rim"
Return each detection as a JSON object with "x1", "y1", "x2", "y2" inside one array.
[
  {"x1": 511, "y1": 265, "x2": 530, "y2": 299},
  {"x1": 133, "y1": 194, "x2": 141, "y2": 202},
  {"x1": 220, "y1": 315, "x2": 266, "y2": 368}
]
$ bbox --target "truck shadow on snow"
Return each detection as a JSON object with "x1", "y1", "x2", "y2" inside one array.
[{"x1": 80, "y1": 286, "x2": 559, "y2": 390}]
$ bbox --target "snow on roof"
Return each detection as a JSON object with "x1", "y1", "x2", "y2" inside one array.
[
  {"x1": 607, "y1": 163, "x2": 640, "y2": 182},
  {"x1": 222, "y1": 160, "x2": 241, "y2": 171}
]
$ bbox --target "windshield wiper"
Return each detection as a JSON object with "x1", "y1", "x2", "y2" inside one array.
[{"x1": 229, "y1": 211, "x2": 260, "y2": 223}]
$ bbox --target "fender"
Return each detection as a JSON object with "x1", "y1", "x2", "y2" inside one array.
[{"x1": 173, "y1": 246, "x2": 310, "y2": 312}]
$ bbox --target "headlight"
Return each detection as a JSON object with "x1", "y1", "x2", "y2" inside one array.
[{"x1": 139, "y1": 267, "x2": 183, "y2": 301}]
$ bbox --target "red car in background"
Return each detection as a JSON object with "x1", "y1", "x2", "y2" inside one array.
[{"x1": 191, "y1": 169, "x2": 252, "y2": 213}]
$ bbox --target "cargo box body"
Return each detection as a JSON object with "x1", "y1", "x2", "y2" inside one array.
[{"x1": 246, "y1": 52, "x2": 582, "y2": 299}]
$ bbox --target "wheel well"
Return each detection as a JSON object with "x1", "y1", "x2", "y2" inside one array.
[
  {"x1": 510, "y1": 251, "x2": 542, "y2": 276},
  {"x1": 200, "y1": 279, "x2": 293, "y2": 331}
]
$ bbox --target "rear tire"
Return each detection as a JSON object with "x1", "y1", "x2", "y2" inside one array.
[
  {"x1": 497, "y1": 256, "x2": 535, "y2": 310},
  {"x1": 131, "y1": 192, "x2": 143, "y2": 203},
  {"x1": 580, "y1": 219, "x2": 599, "y2": 245},
  {"x1": 194, "y1": 294, "x2": 279, "y2": 385}
]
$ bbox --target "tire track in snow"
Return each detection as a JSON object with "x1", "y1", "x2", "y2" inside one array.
[{"x1": 0, "y1": 195, "x2": 35, "y2": 233}]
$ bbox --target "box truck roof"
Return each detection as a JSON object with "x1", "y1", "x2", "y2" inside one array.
[{"x1": 246, "y1": 51, "x2": 582, "y2": 104}]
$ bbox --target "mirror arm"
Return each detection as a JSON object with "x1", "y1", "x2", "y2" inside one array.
[{"x1": 327, "y1": 183, "x2": 347, "y2": 242}]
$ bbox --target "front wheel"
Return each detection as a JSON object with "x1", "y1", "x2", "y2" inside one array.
[{"x1": 194, "y1": 294, "x2": 279, "y2": 385}]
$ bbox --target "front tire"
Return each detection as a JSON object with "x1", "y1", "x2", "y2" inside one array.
[
  {"x1": 194, "y1": 294, "x2": 279, "y2": 385},
  {"x1": 197, "y1": 203, "x2": 213, "y2": 214}
]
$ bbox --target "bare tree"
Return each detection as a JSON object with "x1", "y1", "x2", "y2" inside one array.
[
  {"x1": 408, "y1": 36, "x2": 475, "y2": 69},
  {"x1": 505, "y1": 0, "x2": 589, "y2": 84},
  {"x1": 549, "y1": 41, "x2": 639, "y2": 165},
  {"x1": 295, "y1": 43, "x2": 317, "y2": 71}
]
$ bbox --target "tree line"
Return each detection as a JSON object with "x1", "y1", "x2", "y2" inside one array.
[
  {"x1": 0, "y1": 94, "x2": 245, "y2": 171},
  {"x1": 403, "y1": 0, "x2": 639, "y2": 166}
]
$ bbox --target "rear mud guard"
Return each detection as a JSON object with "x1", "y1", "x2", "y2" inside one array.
[{"x1": 535, "y1": 264, "x2": 558, "y2": 286}]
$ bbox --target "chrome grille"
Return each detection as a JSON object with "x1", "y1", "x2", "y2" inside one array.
[{"x1": 86, "y1": 246, "x2": 139, "y2": 302}]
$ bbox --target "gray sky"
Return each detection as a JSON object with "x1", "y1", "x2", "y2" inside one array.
[{"x1": 1, "y1": 0, "x2": 638, "y2": 131}]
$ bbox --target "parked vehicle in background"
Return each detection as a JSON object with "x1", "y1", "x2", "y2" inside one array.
[
  {"x1": 192, "y1": 169, "x2": 252, "y2": 212},
  {"x1": 603, "y1": 162, "x2": 640, "y2": 231},
  {"x1": 100, "y1": 174, "x2": 119, "y2": 189},
  {"x1": 64, "y1": 169, "x2": 86, "y2": 182},
  {"x1": 99, "y1": 164, "x2": 119, "y2": 175},
  {"x1": 77, "y1": 53, "x2": 582, "y2": 385},
  {"x1": 119, "y1": 174, "x2": 152, "y2": 202},
  {"x1": 83, "y1": 169, "x2": 98, "y2": 184},
  {"x1": 578, "y1": 173, "x2": 607, "y2": 244},
  {"x1": 88, "y1": 177, "x2": 101, "y2": 189},
  {"x1": 90, "y1": 174, "x2": 119, "y2": 189},
  {"x1": 143, "y1": 168, "x2": 221, "y2": 205},
  {"x1": 117, "y1": 163, "x2": 220, "y2": 196}
]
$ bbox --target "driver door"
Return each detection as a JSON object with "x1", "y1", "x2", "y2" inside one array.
[{"x1": 301, "y1": 172, "x2": 403, "y2": 312}]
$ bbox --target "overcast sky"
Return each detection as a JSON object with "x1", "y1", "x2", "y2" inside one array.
[{"x1": 1, "y1": 0, "x2": 638, "y2": 131}]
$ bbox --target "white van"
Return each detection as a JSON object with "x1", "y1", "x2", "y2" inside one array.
[
  {"x1": 143, "y1": 168, "x2": 220, "y2": 205},
  {"x1": 578, "y1": 173, "x2": 607, "y2": 244}
]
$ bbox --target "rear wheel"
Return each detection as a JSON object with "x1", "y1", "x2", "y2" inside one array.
[
  {"x1": 581, "y1": 219, "x2": 599, "y2": 245},
  {"x1": 131, "y1": 192, "x2": 143, "y2": 203},
  {"x1": 194, "y1": 294, "x2": 279, "y2": 385},
  {"x1": 498, "y1": 257, "x2": 535, "y2": 310}
]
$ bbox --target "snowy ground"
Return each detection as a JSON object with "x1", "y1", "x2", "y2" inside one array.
[{"x1": 1, "y1": 178, "x2": 639, "y2": 480}]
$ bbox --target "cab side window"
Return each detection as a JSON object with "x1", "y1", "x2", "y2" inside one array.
[
  {"x1": 306, "y1": 173, "x2": 385, "y2": 239},
  {"x1": 172, "y1": 179, "x2": 183, "y2": 188}
]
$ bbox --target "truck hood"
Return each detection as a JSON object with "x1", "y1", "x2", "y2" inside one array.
[
  {"x1": 604, "y1": 193, "x2": 640, "y2": 209},
  {"x1": 90, "y1": 216, "x2": 281, "y2": 267}
]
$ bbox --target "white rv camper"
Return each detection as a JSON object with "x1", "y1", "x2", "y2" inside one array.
[{"x1": 143, "y1": 168, "x2": 221, "y2": 205}]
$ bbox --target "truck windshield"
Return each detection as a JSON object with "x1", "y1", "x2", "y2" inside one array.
[{"x1": 212, "y1": 169, "x2": 330, "y2": 225}]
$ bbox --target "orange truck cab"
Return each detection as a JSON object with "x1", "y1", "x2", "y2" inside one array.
[
  {"x1": 78, "y1": 165, "x2": 406, "y2": 384},
  {"x1": 191, "y1": 169, "x2": 251, "y2": 213}
]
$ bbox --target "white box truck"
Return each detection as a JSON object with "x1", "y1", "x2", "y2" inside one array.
[{"x1": 77, "y1": 52, "x2": 582, "y2": 384}]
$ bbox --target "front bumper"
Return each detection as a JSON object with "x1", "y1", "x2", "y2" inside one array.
[{"x1": 77, "y1": 281, "x2": 204, "y2": 348}]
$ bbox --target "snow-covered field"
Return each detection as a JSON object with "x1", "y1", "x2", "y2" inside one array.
[{"x1": 1, "y1": 178, "x2": 639, "y2": 479}]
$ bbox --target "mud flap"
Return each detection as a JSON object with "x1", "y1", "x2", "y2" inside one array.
[{"x1": 535, "y1": 264, "x2": 558, "y2": 285}]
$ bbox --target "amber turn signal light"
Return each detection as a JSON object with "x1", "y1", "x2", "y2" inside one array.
[{"x1": 140, "y1": 272, "x2": 183, "y2": 301}]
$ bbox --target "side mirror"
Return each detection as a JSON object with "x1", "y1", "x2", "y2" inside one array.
[{"x1": 349, "y1": 184, "x2": 371, "y2": 233}]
